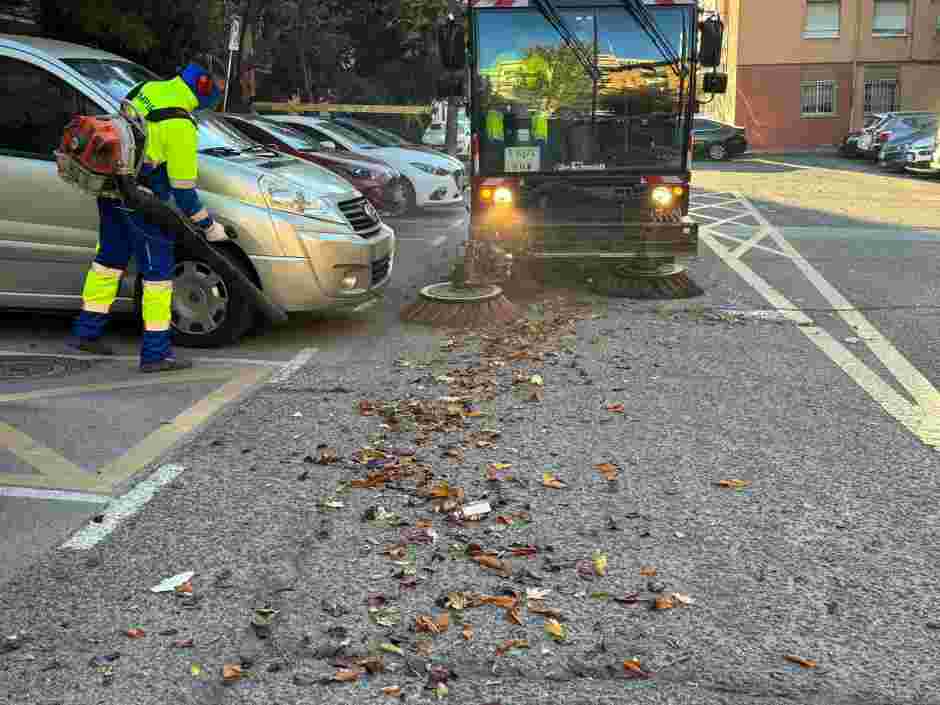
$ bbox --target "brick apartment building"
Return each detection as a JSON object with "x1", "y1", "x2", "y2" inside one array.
[{"x1": 700, "y1": 0, "x2": 940, "y2": 151}]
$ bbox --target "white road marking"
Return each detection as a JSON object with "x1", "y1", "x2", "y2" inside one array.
[
  {"x1": 266, "y1": 347, "x2": 317, "y2": 385},
  {"x1": 705, "y1": 229, "x2": 789, "y2": 258},
  {"x1": 0, "y1": 487, "x2": 110, "y2": 504},
  {"x1": 431, "y1": 235, "x2": 448, "y2": 247},
  {"x1": 701, "y1": 231, "x2": 929, "y2": 443},
  {"x1": 737, "y1": 194, "x2": 940, "y2": 439},
  {"x1": 60, "y1": 464, "x2": 184, "y2": 550}
]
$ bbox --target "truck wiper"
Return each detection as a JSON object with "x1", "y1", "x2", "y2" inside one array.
[
  {"x1": 531, "y1": 0, "x2": 599, "y2": 82},
  {"x1": 618, "y1": 0, "x2": 683, "y2": 78}
]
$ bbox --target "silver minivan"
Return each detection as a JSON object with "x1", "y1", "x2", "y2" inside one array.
[{"x1": 0, "y1": 35, "x2": 395, "y2": 347}]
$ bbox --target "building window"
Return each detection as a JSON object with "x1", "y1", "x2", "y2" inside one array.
[
  {"x1": 873, "y1": 0, "x2": 909, "y2": 36},
  {"x1": 801, "y1": 80, "x2": 837, "y2": 116},
  {"x1": 864, "y1": 78, "x2": 900, "y2": 114},
  {"x1": 803, "y1": 0, "x2": 840, "y2": 39}
]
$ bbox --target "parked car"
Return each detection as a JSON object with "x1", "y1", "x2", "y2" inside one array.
[
  {"x1": 857, "y1": 112, "x2": 936, "y2": 159},
  {"x1": 839, "y1": 115, "x2": 883, "y2": 157},
  {"x1": 331, "y1": 116, "x2": 449, "y2": 156},
  {"x1": 878, "y1": 123, "x2": 938, "y2": 172},
  {"x1": 903, "y1": 134, "x2": 939, "y2": 176},
  {"x1": 267, "y1": 115, "x2": 466, "y2": 213},
  {"x1": 691, "y1": 116, "x2": 748, "y2": 160},
  {"x1": 0, "y1": 34, "x2": 394, "y2": 347},
  {"x1": 221, "y1": 113, "x2": 407, "y2": 216}
]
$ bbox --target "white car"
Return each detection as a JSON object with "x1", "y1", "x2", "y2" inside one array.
[
  {"x1": 423, "y1": 119, "x2": 470, "y2": 156},
  {"x1": 268, "y1": 116, "x2": 466, "y2": 213}
]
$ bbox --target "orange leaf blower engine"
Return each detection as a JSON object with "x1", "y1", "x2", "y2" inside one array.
[{"x1": 55, "y1": 112, "x2": 145, "y2": 199}]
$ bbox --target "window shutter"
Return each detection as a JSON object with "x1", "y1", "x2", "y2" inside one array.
[
  {"x1": 806, "y1": 1, "x2": 840, "y2": 36},
  {"x1": 873, "y1": 0, "x2": 909, "y2": 34}
]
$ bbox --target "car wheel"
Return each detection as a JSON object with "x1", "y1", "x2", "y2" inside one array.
[
  {"x1": 402, "y1": 178, "x2": 419, "y2": 215},
  {"x1": 708, "y1": 142, "x2": 729, "y2": 161},
  {"x1": 165, "y1": 246, "x2": 257, "y2": 348}
]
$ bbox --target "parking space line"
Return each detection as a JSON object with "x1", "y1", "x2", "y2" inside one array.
[
  {"x1": 267, "y1": 347, "x2": 317, "y2": 385},
  {"x1": 93, "y1": 367, "x2": 271, "y2": 489},
  {"x1": 738, "y1": 194, "x2": 940, "y2": 438},
  {"x1": 0, "y1": 422, "x2": 101, "y2": 492},
  {"x1": 0, "y1": 369, "x2": 237, "y2": 405},
  {"x1": 704, "y1": 228, "x2": 789, "y2": 259},
  {"x1": 0, "y1": 487, "x2": 111, "y2": 504},
  {"x1": 0, "y1": 351, "x2": 286, "y2": 367},
  {"x1": 701, "y1": 231, "x2": 933, "y2": 445},
  {"x1": 431, "y1": 235, "x2": 447, "y2": 247},
  {"x1": 689, "y1": 198, "x2": 746, "y2": 211},
  {"x1": 749, "y1": 158, "x2": 813, "y2": 170}
]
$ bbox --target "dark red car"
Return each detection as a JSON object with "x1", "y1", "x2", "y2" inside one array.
[{"x1": 221, "y1": 114, "x2": 407, "y2": 215}]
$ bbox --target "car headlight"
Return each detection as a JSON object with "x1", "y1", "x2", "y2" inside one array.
[
  {"x1": 650, "y1": 186, "x2": 675, "y2": 208},
  {"x1": 259, "y1": 175, "x2": 345, "y2": 224},
  {"x1": 410, "y1": 162, "x2": 450, "y2": 177},
  {"x1": 349, "y1": 167, "x2": 374, "y2": 180}
]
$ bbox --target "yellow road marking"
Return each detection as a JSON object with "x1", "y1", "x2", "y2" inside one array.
[
  {"x1": 0, "y1": 369, "x2": 238, "y2": 404},
  {"x1": 0, "y1": 422, "x2": 103, "y2": 492},
  {"x1": 94, "y1": 367, "x2": 271, "y2": 489}
]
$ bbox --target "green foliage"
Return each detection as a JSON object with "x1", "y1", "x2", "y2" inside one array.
[{"x1": 513, "y1": 45, "x2": 594, "y2": 113}]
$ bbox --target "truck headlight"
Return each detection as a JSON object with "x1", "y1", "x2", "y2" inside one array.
[
  {"x1": 259, "y1": 175, "x2": 345, "y2": 224},
  {"x1": 493, "y1": 187, "x2": 513, "y2": 205},
  {"x1": 651, "y1": 186, "x2": 674, "y2": 208}
]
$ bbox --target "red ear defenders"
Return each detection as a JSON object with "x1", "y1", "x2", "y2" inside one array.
[{"x1": 195, "y1": 74, "x2": 214, "y2": 96}]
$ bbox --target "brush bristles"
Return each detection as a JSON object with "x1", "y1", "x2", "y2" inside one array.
[{"x1": 401, "y1": 295, "x2": 519, "y2": 328}]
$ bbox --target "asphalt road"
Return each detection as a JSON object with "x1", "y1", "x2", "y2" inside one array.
[{"x1": 2, "y1": 159, "x2": 940, "y2": 704}]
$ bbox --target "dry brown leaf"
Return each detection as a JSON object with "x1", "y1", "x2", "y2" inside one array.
[
  {"x1": 595, "y1": 462, "x2": 619, "y2": 481},
  {"x1": 415, "y1": 639, "x2": 433, "y2": 657},
  {"x1": 784, "y1": 655, "x2": 817, "y2": 668},
  {"x1": 640, "y1": 566, "x2": 657, "y2": 576},
  {"x1": 507, "y1": 606, "x2": 524, "y2": 625},
  {"x1": 474, "y1": 554, "x2": 506, "y2": 572},
  {"x1": 382, "y1": 686, "x2": 402, "y2": 697},
  {"x1": 462, "y1": 623, "x2": 473, "y2": 641},
  {"x1": 222, "y1": 663, "x2": 242, "y2": 682},
  {"x1": 654, "y1": 595, "x2": 675, "y2": 610},
  {"x1": 480, "y1": 595, "x2": 517, "y2": 608},
  {"x1": 542, "y1": 472, "x2": 567, "y2": 489},
  {"x1": 544, "y1": 618, "x2": 567, "y2": 641},
  {"x1": 385, "y1": 546, "x2": 407, "y2": 560},
  {"x1": 415, "y1": 616, "x2": 440, "y2": 634},
  {"x1": 357, "y1": 656, "x2": 384, "y2": 674},
  {"x1": 334, "y1": 668, "x2": 363, "y2": 682},
  {"x1": 125, "y1": 628, "x2": 145, "y2": 639},
  {"x1": 623, "y1": 658, "x2": 644, "y2": 672},
  {"x1": 415, "y1": 519, "x2": 433, "y2": 529},
  {"x1": 495, "y1": 638, "x2": 529, "y2": 656},
  {"x1": 717, "y1": 479, "x2": 751, "y2": 489},
  {"x1": 529, "y1": 389, "x2": 544, "y2": 402},
  {"x1": 435, "y1": 612, "x2": 450, "y2": 632},
  {"x1": 605, "y1": 403, "x2": 625, "y2": 413},
  {"x1": 174, "y1": 580, "x2": 193, "y2": 594}
]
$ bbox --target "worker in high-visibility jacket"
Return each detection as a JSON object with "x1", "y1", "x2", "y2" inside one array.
[{"x1": 71, "y1": 63, "x2": 227, "y2": 373}]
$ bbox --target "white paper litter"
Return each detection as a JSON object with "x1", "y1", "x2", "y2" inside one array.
[{"x1": 150, "y1": 571, "x2": 195, "y2": 593}]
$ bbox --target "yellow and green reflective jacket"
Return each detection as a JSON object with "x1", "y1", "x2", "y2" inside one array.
[{"x1": 128, "y1": 77, "x2": 200, "y2": 189}]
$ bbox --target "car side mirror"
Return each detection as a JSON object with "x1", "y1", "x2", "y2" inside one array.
[
  {"x1": 703, "y1": 72, "x2": 728, "y2": 95},
  {"x1": 699, "y1": 16, "x2": 724, "y2": 68},
  {"x1": 438, "y1": 17, "x2": 465, "y2": 71},
  {"x1": 320, "y1": 140, "x2": 336, "y2": 151}
]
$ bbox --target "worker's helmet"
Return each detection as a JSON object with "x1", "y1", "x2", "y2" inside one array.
[{"x1": 180, "y1": 63, "x2": 222, "y2": 111}]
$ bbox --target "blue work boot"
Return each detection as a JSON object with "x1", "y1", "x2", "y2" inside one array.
[
  {"x1": 70, "y1": 312, "x2": 114, "y2": 355},
  {"x1": 139, "y1": 330, "x2": 192, "y2": 373}
]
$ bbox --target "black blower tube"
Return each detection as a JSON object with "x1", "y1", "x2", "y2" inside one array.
[{"x1": 115, "y1": 176, "x2": 288, "y2": 325}]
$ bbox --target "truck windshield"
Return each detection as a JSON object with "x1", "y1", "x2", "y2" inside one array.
[{"x1": 473, "y1": 3, "x2": 694, "y2": 174}]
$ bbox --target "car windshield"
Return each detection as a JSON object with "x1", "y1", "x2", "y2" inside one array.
[
  {"x1": 474, "y1": 4, "x2": 694, "y2": 174},
  {"x1": 335, "y1": 119, "x2": 406, "y2": 147},
  {"x1": 62, "y1": 58, "x2": 160, "y2": 101},
  {"x1": 196, "y1": 113, "x2": 256, "y2": 152},
  {"x1": 241, "y1": 118, "x2": 321, "y2": 151},
  {"x1": 312, "y1": 121, "x2": 377, "y2": 149}
]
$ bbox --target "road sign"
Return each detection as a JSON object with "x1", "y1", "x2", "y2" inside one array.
[{"x1": 229, "y1": 15, "x2": 242, "y2": 51}]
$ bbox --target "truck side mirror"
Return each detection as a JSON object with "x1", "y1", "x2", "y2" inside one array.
[
  {"x1": 703, "y1": 72, "x2": 728, "y2": 95},
  {"x1": 699, "y1": 16, "x2": 724, "y2": 68},
  {"x1": 438, "y1": 18, "x2": 466, "y2": 71}
]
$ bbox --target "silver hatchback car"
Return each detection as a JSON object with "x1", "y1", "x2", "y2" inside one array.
[{"x1": 0, "y1": 35, "x2": 395, "y2": 347}]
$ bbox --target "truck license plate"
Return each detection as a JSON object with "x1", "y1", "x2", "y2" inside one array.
[{"x1": 505, "y1": 147, "x2": 540, "y2": 173}]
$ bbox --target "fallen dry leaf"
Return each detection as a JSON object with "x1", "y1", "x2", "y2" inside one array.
[
  {"x1": 316, "y1": 445, "x2": 340, "y2": 464},
  {"x1": 172, "y1": 638, "x2": 194, "y2": 648},
  {"x1": 593, "y1": 551, "x2": 608, "y2": 576},
  {"x1": 545, "y1": 618, "x2": 567, "y2": 641},
  {"x1": 334, "y1": 668, "x2": 364, "y2": 682},
  {"x1": 717, "y1": 479, "x2": 751, "y2": 489},
  {"x1": 480, "y1": 595, "x2": 517, "y2": 609},
  {"x1": 435, "y1": 612, "x2": 450, "y2": 632},
  {"x1": 528, "y1": 601, "x2": 563, "y2": 620},
  {"x1": 605, "y1": 403, "x2": 625, "y2": 413},
  {"x1": 415, "y1": 616, "x2": 440, "y2": 634},
  {"x1": 222, "y1": 663, "x2": 242, "y2": 682},
  {"x1": 358, "y1": 656, "x2": 384, "y2": 674},
  {"x1": 415, "y1": 639, "x2": 433, "y2": 657},
  {"x1": 784, "y1": 655, "x2": 817, "y2": 668},
  {"x1": 640, "y1": 566, "x2": 658, "y2": 576},
  {"x1": 416, "y1": 519, "x2": 433, "y2": 529},
  {"x1": 174, "y1": 581, "x2": 193, "y2": 594},
  {"x1": 672, "y1": 592, "x2": 694, "y2": 606},
  {"x1": 595, "y1": 462, "x2": 619, "y2": 481},
  {"x1": 654, "y1": 595, "x2": 675, "y2": 610},
  {"x1": 382, "y1": 686, "x2": 402, "y2": 697},
  {"x1": 526, "y1": 588, "x2": 550, "y2": 600},
  {"x1": 461, "y1": 622, "x2": 473, "y2": 641},
  {"x1": 529, "y1": 389, "x2": 545, "y2": 402},
  {"x1": 542, "y1": 472, "x2": 567, "y2": 489},
  {"x1": 125, "y1": 628, "x2": 145, "y2": 639},
  {"x1": 473, "y1": 554, "x2": 509, "y2": 575},
  {"x1": 507, "y1": 606, "x2": 524, "y2": 625},
  {"x1": 495, "y1": 638, "x2": 529, "y2": 656}
]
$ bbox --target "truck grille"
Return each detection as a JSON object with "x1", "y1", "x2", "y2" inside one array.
[
  {"x1": 371, "y1": 255, "x2": 391, "y2": 286},
  {"x1": 338, "y1": 197, "x2": 380, "y2": 237}
]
